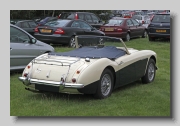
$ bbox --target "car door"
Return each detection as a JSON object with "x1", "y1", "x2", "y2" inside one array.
[
  {"x1": 10, "y1": 26, "x2": 42, "y2": 70},
  {"x1": 126, "y1": 19, "x2": 137, "y2": 37},
  {"x1": 131, "y1": 19, "x2": 144, "y2": 36}
]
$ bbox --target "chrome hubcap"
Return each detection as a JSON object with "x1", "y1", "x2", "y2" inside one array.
[
  {"x1": 101, "y1": 74, "x2": 111, "y2": 96},
  {"x1": 70, "y1": 37, "x2": 75, "y2": 48},
  {"x1": 148, "y1": 63, "x2": 155, "y2": 81}
]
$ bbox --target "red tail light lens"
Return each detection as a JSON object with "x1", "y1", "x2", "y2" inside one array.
[
  {"x1": 75, "y1": 13, "x2": 78, "y2": 19},
  {"x1": 24, "y1": 73, "x2": 28, "y2": 77},
  {"x1": 142, "y1": 21, "x2": 145, "y2": 24},
  {"x1": 34, "y1": 27, "x2": 39, "y2": 33},
  {"x1": 72, "y1": 78, "x2": 76, "y2": 83},
  {"x1": 58, "y1": 14, "x2": 61, "y2": 19},
  {"x1": 100, "y1": 28, "x2": 104, "y2": 31},
  {"x1": 54, "y1": 28, "x2": 65, "y2": 34}
]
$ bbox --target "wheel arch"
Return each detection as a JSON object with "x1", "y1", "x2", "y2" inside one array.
[{"x1": 104, "y1": 66, "x2": 116, "y2": 89}]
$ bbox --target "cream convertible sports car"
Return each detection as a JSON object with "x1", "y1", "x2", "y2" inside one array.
[{"x1": 19, "y1": 35, "x2": 158, "y2": 99}]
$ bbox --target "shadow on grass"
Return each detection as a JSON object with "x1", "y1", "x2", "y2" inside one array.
[
  {"x1": 25, "y1": 79, "x2": 144, "y2": 101},
  {"x1": 27, "y1": 91, "x2": 95, "y2": 102}
]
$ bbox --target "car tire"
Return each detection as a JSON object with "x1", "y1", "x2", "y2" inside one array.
[
  {"x1": 148, "y1": 36, "x2": 155, "y2": 41},
  {"x1": 141, "y1": 59, "x2": 156, "y2": 84},
  {"x1": 94, "y1": 69, "x2": 114, "y2": 99},
  {"x1": 69, "y1": 36, "x2": 76, "y2": 48},
  {"x1": 142, "y1": 30, "x2": 147, "y2": 38},
  {"x1": 125, "y1": 33, "x2": 130, "y2": 41}
]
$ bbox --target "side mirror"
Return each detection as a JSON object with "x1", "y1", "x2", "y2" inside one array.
[{"x1": 31, "y1": 38, "x2": 37, "y2": 44}]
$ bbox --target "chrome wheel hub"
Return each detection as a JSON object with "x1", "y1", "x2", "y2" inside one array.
[
  {"x1": 70, "y1": 38, "x2": 75, "y2": 48},
  {"x1": 148, "y1": 63, "x2": 155, "y2": 81},
  {"x1": 101, "y1": 74, "x2": 111, "y2": 96}
]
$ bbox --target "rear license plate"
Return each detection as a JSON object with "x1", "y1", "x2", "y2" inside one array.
[
  {"x1": 41, "y1": 29, "x2": 52, "y2": 33},
  {"x1": 105, "y1": 28, "x2": 114, "y2": 31},
  {"x1": 156, "y1": 30, "x2": 166, "y2": 32}
]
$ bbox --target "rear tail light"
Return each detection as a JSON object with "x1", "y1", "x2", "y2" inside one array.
[
  {"x1": 100, "y1": 28, "x2": 104, "y2": 31},
  {"x1": 34, "y1": 27, "x2": 39, "y2": 33},
  {"x1": 72, "y1": 78, "x2": 76, "y2": 83},
  {"x1": 142, "y1": 21, "x2": 145, "y2": 24},
  {"x1": 75, "y1": 13, "x2": 78, "y2": 19},
  {"x1": 58, "y1": 14, "x2": 61, "y2": 19},
  {"x1": 23, "y1": 73, "x2": 28, "y2": 77},
  {"x1": 54, "y1": 28, "x2": 65, "y2": 34}
]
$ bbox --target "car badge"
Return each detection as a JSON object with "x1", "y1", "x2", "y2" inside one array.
[{"x1": 160, "y1": 24, "x2": 162, "y2": 26}]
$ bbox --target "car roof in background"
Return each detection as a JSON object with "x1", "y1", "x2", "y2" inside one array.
[
  {"x1": 16, "y1": 20, "x2": 35, "y2": 23},
  {"x1": 61, "y1": 12, "x2": 94, "y2": 14},
  {"x1": 112, "y1": 17, "x2": 127, "y2": 20}
]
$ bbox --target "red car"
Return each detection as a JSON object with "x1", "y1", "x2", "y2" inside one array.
[{"x1": 100, "y1": 17, "x2": 147, "y2": 41}]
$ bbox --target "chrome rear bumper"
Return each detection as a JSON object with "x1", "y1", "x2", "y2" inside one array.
[{"x1": 18, "y1": 77, "x2": 84, "y2": 91}]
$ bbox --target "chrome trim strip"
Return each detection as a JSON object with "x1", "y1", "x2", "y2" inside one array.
[{"x1": 19, "y1": 77, "x2": 84, "y2": 89}]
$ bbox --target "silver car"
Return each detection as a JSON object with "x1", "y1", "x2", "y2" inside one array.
[{"x1": 10, "y1": 24, "x2": 54, "y2": 71}]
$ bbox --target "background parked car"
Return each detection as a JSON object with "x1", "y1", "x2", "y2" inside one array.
[
  {"x1": 132, "y1": 15, "x2": 151, "y2": 24},
  {"x1": 38, "y1": 16, "x2": 58, "y2": 26},
  {"x1": 147, "y1": 13, "x2": 170, "y2": 41},
  {"x1": 99, "y1": 17, "x2": 147, "y2": 41},
  {"x1": 14, "y1": 20, "x2": 38, "y2": 36},
  {"x1": 58, "y1": 12, "x2": 104, "y2": 29},
  {"x1": 34, "y1": 19, "x2": 105, "y2": 47},
  {"x1": 10, "y1": 24, "x2": 54, "y2": 72}
]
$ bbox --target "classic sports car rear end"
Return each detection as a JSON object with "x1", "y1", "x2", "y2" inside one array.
[{"x1": 19, "y1": 35, "x2": 158, "y2": 99}]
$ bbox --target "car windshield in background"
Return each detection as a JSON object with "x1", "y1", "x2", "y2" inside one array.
[
  {"x1": 152, "y1": 15, "x2": 170, "y2": 23},
  {"x1": 60, "y1": 13, "x2": 74, "y2": 19},
  {"x1": 132, "y1": 16, "x2": 142, "y2": 20},
  {"x1": 106, "y1": 19, "x2": 123, "y2": 25},
  {"x1": 45, "y1": 20, "x2": 70, "y2": 27},
  {"x1": 40, "y1": 17, "x2": 49, "y2": 22}
]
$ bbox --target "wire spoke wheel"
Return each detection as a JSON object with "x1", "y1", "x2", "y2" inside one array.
[
  {"x1": 94, "y1": 69, "x2": 114, "y2": 99},
  {"x1": 148, "y1": 63, "x2": 155, "y2": 81},
  {"x1": 101, "y1": 74, "x2": 111, "y2": 96}
]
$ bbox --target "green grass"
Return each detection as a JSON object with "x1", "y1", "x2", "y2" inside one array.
[{"x1": 10, "y1": 38, "x2": 170, "y2": 116}]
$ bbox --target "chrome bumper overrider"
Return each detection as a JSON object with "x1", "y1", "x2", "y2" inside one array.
[{"x1": 18, "y1": 77, "x2": 84, "y2": 90}]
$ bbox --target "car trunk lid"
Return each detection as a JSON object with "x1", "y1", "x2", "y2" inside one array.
[{"x1": 29, "y1": 56, "x2": 85, "y2": 83}]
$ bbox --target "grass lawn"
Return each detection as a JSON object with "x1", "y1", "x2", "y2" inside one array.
[{"x1": 10, "y1": 37, "x2": 170, "y2": 116}]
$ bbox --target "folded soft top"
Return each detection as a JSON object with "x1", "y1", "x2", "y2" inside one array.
[{"x1": 49, "y1": 46, "x2": 126, "y2": 60}]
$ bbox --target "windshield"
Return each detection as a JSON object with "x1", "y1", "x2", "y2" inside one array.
[
  {"x1": 152, "y1": 15, "x2": 170, "y2": 23},
  {"x1": 45, "y1": 20, "x2": 70, "y2": 27},
  {"x1": 60, "y1": 13, "x2": 75, "y2": 19},
  {"x1": 106, "y1": 19, "x2": 123, "y2": 25},
  {"x1": 40, "y1": 17, "x2": 49, "y2": 22},
  {"x1": 132, "y1": 16, "x2": 142, "y2": 20}
]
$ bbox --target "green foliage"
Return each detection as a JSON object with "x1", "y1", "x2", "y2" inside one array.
[
  {"x1": 10, "y1": 38, "x2": 170, "y2": 116},
  {"x1": 10, "y1": 10, "x2": 112, "y2": 20}
]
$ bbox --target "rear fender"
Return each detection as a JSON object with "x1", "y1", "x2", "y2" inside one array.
[{"x1": 77, "y1": 58, "x2": 117, "y2": 86}]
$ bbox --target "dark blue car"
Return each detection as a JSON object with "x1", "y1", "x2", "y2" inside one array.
[
  {"x1": 147, "y1": 13, "x2": 170, "y2": 41},
  {"x1": 38, "y1": 17, "x2": 58, "y2": 26}
]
